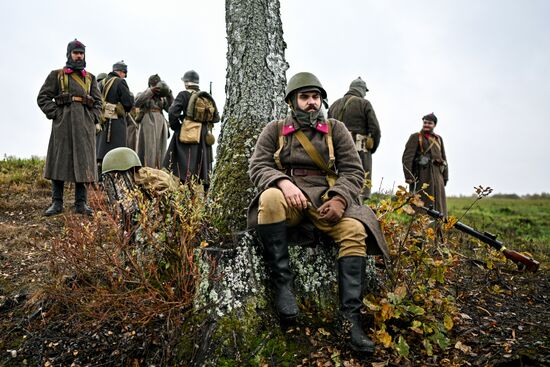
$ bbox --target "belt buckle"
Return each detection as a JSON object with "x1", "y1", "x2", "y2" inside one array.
[{"x1": 291, "y1": 168, "x2": 306, "y2": 176}]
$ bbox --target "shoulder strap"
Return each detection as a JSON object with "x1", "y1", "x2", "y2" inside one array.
[
  {"x1": 274, "y1": 120, "x2": 285, "y2": 170},
  {"x1": 58, "y1": 70, "x2": 69, "y2": 93},
  {"x1": 102, "y1": 77, "x2": 118, "y2": 100},
  {"x1": 338, "y1": 95, "x2": 358, "y2": 121},
  {"x1": 294, "y1": 130, "x2": 338, "y2": 177},
  {"x1": 325, "y1": 119, "x2": 335, "y2": 169},
  {"x1": 185, "y1": 90, "x2": 198, "y2": 118},
  {"x1": 69, "y1": 73, "x2": 90, "y2": 94}
]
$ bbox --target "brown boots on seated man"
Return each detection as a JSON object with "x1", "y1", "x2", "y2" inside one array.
[{"x1": 44, "y1": 180, "x2": 93, "y2": 216}]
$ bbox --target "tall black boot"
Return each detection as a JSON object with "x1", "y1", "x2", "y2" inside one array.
[
  {"x1": 257, "y1": 221, "x2": 299, "y2": 319},
  {"x1": 74, "y1": 183, "x2": 93, "y2": 216},
  {"x1": 44, "y1": 180, "x2": 64, "y2": 216},
  {"x1": 338, "y1": 256, "x2": 375, "y2": 353}
]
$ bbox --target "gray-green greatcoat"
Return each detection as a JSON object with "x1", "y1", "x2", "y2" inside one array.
[
  {"x1": 402, "y1": 132, "x2": 448, "y2": 215},
  {"x1": 134, "y1": 88, "x2": 174, "y2": 168},
  {"x1": 328, "y1": 89, "x2": 381, "y2": 198},
  {"x1": 247, "y1": 116, "x2": 389, "y2": 260},
  {"x1": 37, "y1": 69, "x2": 102, "y2": 183}
]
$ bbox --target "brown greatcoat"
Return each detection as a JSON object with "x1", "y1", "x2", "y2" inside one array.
[
  {"x1": 328, "y1": 89, "x2": 381, "y2": 197},
  {"x1": 402, "y1": 132, "x2": 449, "y2": 215},
  {"x1": 247, "y1": 116, "x2": 389, "y2": 260},
  {"x1": 37, "y1": 69, "x2": 102, "y2": 183},
  {"x1": 134, "y1": 88, "x2": 174, "y2": 168}
]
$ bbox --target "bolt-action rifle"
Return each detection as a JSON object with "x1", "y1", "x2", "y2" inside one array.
[{"x1": 421, "y1": 206, "x2": 540, "y2": 272}]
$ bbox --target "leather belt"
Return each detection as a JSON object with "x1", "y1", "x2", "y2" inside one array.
[
  {"x1": 286, "y1": 168, "x2": 325, "y2": 177},
  {"x1": 71, "y1": 96, "x2": 84, "y2": 103},
  {"x1": 149, "y1": 108, "x2": 162, "y2": 112}
]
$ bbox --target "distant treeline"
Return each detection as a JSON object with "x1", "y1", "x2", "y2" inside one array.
[{"x1": 450, "y1": 193, "x2": 550, "y2": 199}]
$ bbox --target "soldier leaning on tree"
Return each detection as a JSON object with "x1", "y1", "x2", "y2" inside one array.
[
  {"x1": 134, "y1": 74, "x2": 174, "y2": 168},
  {"x1": 328, "y1": 77, "x2": 381, "y2": 200},
  {"x1": 247, "y1": 72, "x2": 389, "y2": 353},
  {"x1": 402, "y1": 113, "x2": 449, "y2": 215},
  {"x1": 96, "y1": 60, "x2": 134, "y2": 173},
  {"x1": 37, "y1": 39, "x2": 102, "y2": 216}
]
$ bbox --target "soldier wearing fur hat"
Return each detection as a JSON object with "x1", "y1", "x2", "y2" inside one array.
[
  {"x1": 163, "y1": 70, "x2": 219, "y2": 189},
  {"x1": 247, "y1": 72, "x2": 389, "y2": 353},
  {"x1": 328, "y1": 77, "x2": 381, "y2": 199},
  {"x1": 402, "y1": 113, "x2": 449, "y2": 215},
  {"x1": 37, "y1": 39, "x2": 102, "y2": 216},
  {"x1": 96, "y1": 60, "x2": 134, "y2": 171},
  {"x1": 134, "y1": 74, "x2": 174, "y2": 168}
]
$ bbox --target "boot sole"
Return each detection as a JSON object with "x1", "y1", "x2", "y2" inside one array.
[{"x1": 350, "y1": 344, "x2": 375, "y2": 354}]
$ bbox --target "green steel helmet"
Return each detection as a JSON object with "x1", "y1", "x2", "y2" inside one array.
[
  {"x1": 284, "y1": 72, "x2": 327, "y2": 102},
  {"x1": 155, "y1": 81, "x2": 171, "y2": 97},
  {"x1": 182, "y1": 70, "x2": 199, "y2": 83},
  {"x1": 101, "y1": 147, "x2": 142, "y2": 174},
  {"x1": 97, "y1": 72, "x2": 107, "y2": 83}
]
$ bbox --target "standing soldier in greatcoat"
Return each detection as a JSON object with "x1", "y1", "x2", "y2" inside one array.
[
  {"x1": 328, "y1": 77, "x2": 381, "y2": 199},
  {"x1": 37, "y1": 39, "x2": 102, "y2": 216},
  {"x1": 134, "y1": 74, "x2": 174, "y2": 168},
  {"x1": 248, "y1": 72, "x2": 389, "y2": 353},
  {"x1": 96, "y1": 61, "x2": 134, "y2": 173},
  {"x1": 163, "y1": 70, "x2": 219, "y2": 189},
  {"x1": 402, "y1": 113, "x2": 449, "y2": 215}
]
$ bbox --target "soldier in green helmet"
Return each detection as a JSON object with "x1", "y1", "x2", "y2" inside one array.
[
  {"x1": 247, "y1": 72, "x2": 389, "y2": 353},
  {"x1": 328, "y1": 77, "x2": 381, "y2": 200}
]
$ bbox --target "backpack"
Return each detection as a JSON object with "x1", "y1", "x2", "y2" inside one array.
[{"x1": 185, "y1": 91, "x2": 218, "y2": 123}]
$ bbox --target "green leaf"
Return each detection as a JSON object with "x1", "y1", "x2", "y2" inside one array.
[
  {"x1": 423, "y1": 338, "x2": 433, "y2": 356},
  {"x1": 431, "y1": 330, "x2": 450, "y2": 350},
  {"x1": 407, "y1": 305, "x2": 425, "y2": 315},
  {"x1": 395, "y1": 335, "x2": 410, "y2": 357}
]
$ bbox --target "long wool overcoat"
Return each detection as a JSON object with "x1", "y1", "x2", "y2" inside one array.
[
  {"x1": 96, "y1": 72, "x2": 134, "y2": 160},
  {"x1": 37, "y1": 69, "x2": 102, "y2": 183},
  {"x1": 163, "y1": 89, "x2": 219, "y2": 184},
  {"x1": 247, "y1": 116, "x2": 389, "y2": 260},
  {"x1": 134, "y1": 88, "x2": 174, "y2": 168},
  {"x1": 402, "y1": 132, "x2": 449, "y2": 215}
]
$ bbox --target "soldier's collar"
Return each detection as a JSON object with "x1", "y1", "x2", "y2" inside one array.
[
  {"x1": 63, "y1": 67, "x2": 87, "y2": 77},
  {"x1": 283, "y1": 120, "x2": 329, "y2": 136}
]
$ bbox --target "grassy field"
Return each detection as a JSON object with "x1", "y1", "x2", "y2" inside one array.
[{"x1": 447, "y1": 196, "x2": 550, "y2": 265}]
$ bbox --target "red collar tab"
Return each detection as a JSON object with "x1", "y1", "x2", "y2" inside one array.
[
  {"x1": 63, "y1": 68, "x2": 86, "y2": 77},
  {"x1": 282, "y1": 124, "x2": 296, "y2": 136},
  {"x1": 315, "y1": 121, "x2": 329, "y2": 134}
]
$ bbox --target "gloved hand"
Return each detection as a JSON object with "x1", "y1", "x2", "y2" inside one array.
[
  {"x1": 95, "y1": 123, "x2": 102, "y2": 134},
  {"x1": 151, "y1": 86, "x2": 161, "y2": 95},
  {"x1": 318, "y1": 195, "x2": 347, "y2": 223}
]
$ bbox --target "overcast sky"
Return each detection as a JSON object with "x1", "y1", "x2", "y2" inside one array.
[{"x1": 1, "y1": 0, "x2": 548, "y2": 195}]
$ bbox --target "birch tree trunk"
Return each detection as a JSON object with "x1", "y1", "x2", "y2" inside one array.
[{"x1": 209, "y1": 0, "x2": 289, "y2": 234}]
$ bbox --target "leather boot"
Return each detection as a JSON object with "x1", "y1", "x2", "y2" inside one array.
[
  {"x1": 257, "y1": 221, "x2": 299, "y2": 319},
  {"x1": 338, "y1": 256, "x2": 375, "y2": 353},
  {"x1": 44, "y1": 180, "x2": 64, "y2": 216},
  {"x1": 74, "y1": 183, "x2": 93, "y2": 216}
]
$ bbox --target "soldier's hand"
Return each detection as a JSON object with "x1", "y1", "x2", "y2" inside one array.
[
  {"x1": 95, "y1": 123, "x2": 102, "y2": 134},
  {"x1": 276, "y1": 179, "x2": 308, "y2": 209},
  {"x1": 151, "y1": 86, "x2": 161, "y2": 94},
  {"x1": 318, "y1": 195, "x2": 347, "y2": 223}
]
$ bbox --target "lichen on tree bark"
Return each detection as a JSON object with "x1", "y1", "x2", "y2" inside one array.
[{"x1": 209, "y1": 0, "x2": 289, "y2": 235}]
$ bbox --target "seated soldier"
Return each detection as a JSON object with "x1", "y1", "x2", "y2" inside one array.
[{"x1": 247, "y1": 72, "x2": 389, "y2": 353}]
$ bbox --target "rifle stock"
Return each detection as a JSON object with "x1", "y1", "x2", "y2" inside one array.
[{"x1": 420, "y1": 206, "x2": 540, "y2": 272}]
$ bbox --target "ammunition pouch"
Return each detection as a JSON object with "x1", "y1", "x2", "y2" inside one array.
[
  {"x1": 54, "y1": 93, "x2": 72, "y2": 106},
  {"x1": 355, "y1": 133, "x2": 374, "y2": 152}
]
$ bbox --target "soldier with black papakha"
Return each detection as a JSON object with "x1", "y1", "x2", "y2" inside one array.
[
  {"x1": 247, "y1": 72, "x2": 389, "y2": 353},
  {"x1": 134, "y1": 74, "x2": 174, "y2": 169},
  {"x1": 163, "y1": 70, "x2": 219, "y2": 190},
  {"x1": 37, "y1": 39, "x2": 102, "y2": 216},
  {"x1": 96, "y1": 60, "x2": 134, "y2": 173},
  {"x1": 402, "y1": 113, "x2": 449, "y2": 215},
  {"x1": 328, "y1": 76, "x2": 381, "y2": 200}
]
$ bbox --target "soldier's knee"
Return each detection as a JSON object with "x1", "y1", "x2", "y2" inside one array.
[
  {"x1": 258, "y1": 188, "x2": 287, "y2": 224},
  {"x1": 337, "y1": 219, "x2": 367, "y2": 258}
]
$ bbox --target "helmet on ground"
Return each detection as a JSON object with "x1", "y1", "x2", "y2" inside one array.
[
  {"x1": 285, "y1": 72, "x2": 327, "y2": 102},
  {"x1": 182, "y1": 70, "x2": 199, "y2": 83},
  {"x1": 102, "y1": 147, "x2": 142, "y2": 174},
  {"x1": 155, "y1": 81, "x2": 171, "y2": 97}
]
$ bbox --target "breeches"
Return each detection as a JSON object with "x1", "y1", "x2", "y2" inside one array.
[{"x1": 258, "y1": 188, "x2": 367, "y2": 258}]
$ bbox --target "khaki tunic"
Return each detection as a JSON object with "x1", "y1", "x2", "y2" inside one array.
[
  {"x1": 37, "y1": 69, "x2": 102, "y2": 183},
  {"x1": 247, "y1": 116, "x2": 389, "y2": 260},
  {"x1": 402, "y1": 132, "x2": 449, "y2": 215}
]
